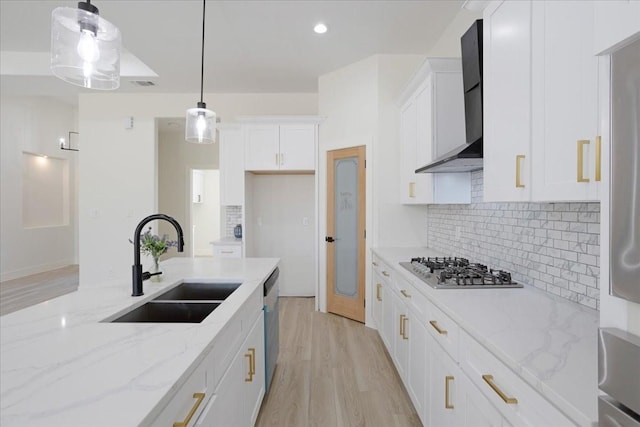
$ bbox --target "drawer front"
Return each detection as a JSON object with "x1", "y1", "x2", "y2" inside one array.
[
  {"x1": 213, "y1": 245, "x2": 242, "y2": 258},
  {"x1": 460, "y1": 330, "x2": 574, "y2": 427},
  {"x1": 372, "y1": 255, "x2": 397, "y2": 292},
  {"x1": 396, "y1": 276, "x2": 428, "y2": 325},
  {"x1": 426, "y1": 301, "x2": 460, "y2": 362},
  {"x1": 152, "y1": 356, "x2": 210, "y2": 427}
]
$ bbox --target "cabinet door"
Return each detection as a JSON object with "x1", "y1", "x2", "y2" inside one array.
[
  {"x1": 244, "y1": 125, "x2": 280, "y2": 171},
  {"x1": 243, "y1": 313, "x2": 265, "y2": 427},
  {"x1": 593, "y1": 0, "x2": 640, "y2": 55},
  {"x1": 429, "y1": 338, "x2": 463, "y2": 427},
  {"x1": 219, "y1": 128, "x2": 245, "y2": 206},
  {"x1": 392, "y1": 291, "x2": 409, "y2": 379},
  {"x1": 483, "y1": 0, "x2": 532, "y2": 202},
  {"x1": 202, "y1": 350, "x2": 245, "y2": 426},
  {"x1": 279, "y1": 124, "x2": 316, "y2": 171},
  {"x1": 414, "y1": 80, "x2": 435, "y2": 203},
  {"x1": 380, "y1": 282, "x2": 395, "y2": 352},
  {"x1": 531, "y1": 1, "x2": 599, "y2": 202},
  {"x1": 406, "y1": 313, "x2": 429, "y2": 424},
  {"x1": 458, "y1": 373, "x2": 505, "y2": 427},
  {"x1": 400, "y1": 97, "x2": 419, "y2": 204}
]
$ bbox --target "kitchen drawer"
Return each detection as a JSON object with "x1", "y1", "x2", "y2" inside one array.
[
  {"x1": 151, "y1": 352, "x2": 211, "y2": 427},
  {"x1": 396, "y1": 275, "x2": 428, "y2": 325},
  {"x1": 212, "y1": 244, "x2": 242, "y2": 258},
  {"x1": 460, "y1": 330, "x2": 574, "y2": 427},
  {"x1": 426, "y1": 301, "x2": 460, "y2": 362},
  {"x1": 372, "y1": 255, "x2": 397, "y2": 290}
]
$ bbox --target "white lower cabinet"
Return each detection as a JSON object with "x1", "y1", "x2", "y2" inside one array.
[{"x1": 406, "y1": 307, "x2": 429, "y2": 423}]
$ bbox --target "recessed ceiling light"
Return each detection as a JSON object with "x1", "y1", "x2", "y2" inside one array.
[{"x1": 314, "y1": 23, "x2": 327, "y2": 34}]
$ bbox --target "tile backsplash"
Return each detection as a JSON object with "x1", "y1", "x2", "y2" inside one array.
[
  {"x1": 427, "y1": 171, "x2": 600, "y2": 310},
  {"x1": 224, "y1": 206, "x2": 242, "y2": 238}
]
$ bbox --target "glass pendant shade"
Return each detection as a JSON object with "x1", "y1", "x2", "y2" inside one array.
[
  {"x1": 186, "y1": 102, "x2": 216, "y2": 144},
  {"x1": 51, "y1": 4, "x2": 121, "y2": 90}
]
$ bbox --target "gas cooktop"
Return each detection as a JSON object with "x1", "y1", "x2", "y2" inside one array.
[{"x1": 399, "y1": 257, "x2": 523, "y2": 289}]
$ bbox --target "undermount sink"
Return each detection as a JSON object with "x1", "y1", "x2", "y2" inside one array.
[
  {"x1": 152, "y1": 282, "x2": 241, "y2": 302},
  {"x1": 110, "y1": 301, "x2": 220, "y2": 323}
]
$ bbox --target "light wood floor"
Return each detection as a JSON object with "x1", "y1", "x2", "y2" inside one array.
[
  {"x1": 0, "y1": 265, "x2": 79, "y2": 316},
  {"x1": 256, "y1": 297, "x2": 421, "y2": 427}
]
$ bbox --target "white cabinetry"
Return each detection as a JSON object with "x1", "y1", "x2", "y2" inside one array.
[
  {"x1": 211, "y1": 240, "x2": 242, "y2": 258},
  {"x1": 219, "y1": 126, "x2": 245, "y2": 206},
  {"x1": 593, "y1": 0, "x2": 640, "y2": 55},
  {"x1": 484, "y1": 0, "x2": 601, "y2": 203},
  {"x1": 192, "y1": 170, "x2": 204, "y2": 203},
  {"x1": 398, "y1": 58, "x2": 471, "y2": 205},
  {"x1": 244, "y1": 122, "x2": 316, "y2": 172}
]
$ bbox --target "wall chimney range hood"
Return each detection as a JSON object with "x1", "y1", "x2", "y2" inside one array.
[{"x1": 417, "y1": 19, "x2": 483, "y2": 174}]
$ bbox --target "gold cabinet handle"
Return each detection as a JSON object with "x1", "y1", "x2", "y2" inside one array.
[
  {"x1": 245, "y1": 348, "x2": 256, "y2": 382},
  {"x1": 482, "y1": 374, "x2": 518, "y2": 404},
  {"x1": 280, "y1": 153, "x2": 284, "y2": 166},
  {"x1": 220, "y1": 250, "x2": 234, "y2": 254},
  {"x1": 402, "y1": 316, "x2": 408, "y2": 340},
  {"x1": 409, "y1": 182, "x2": 416, "y2": 198},
  {"x1": 275, "y1": 153, "x2": 279, "y2": 166},
  {"x1": 445, "y1": 376, "x2": 454, "y2": 409},
  {"x1": 173, "y1": 392, "x2": 206, "y2": 427},
  {"x1": 429, "y1": 320, "x2": 447, "y2": 335},
  {"x1": 382, "y1": 271, "x2": 390, "y2": 277},
  {"x1": 399, "y1": 314, "x2": 406, "y2": 337},
  {"x1": 372, "y1": 261, "x2": 379, "y2": 267},
  {"x1": 577, "y1": 140, "x2": 590, "y2": 182},
  {"x1": 400, "y1": 289, "x2": 411, "y2": 298},
  {"x1": 515, "y1": 155, "x2": 525, "y2": 188},
  {"x1": 376, "y1": 283, "x2": 382, "y2": 301},
  {"x1": 595, "y1": 136, "x2": 602, "y2": 182}
]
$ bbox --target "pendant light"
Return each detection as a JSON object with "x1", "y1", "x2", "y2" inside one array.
[
  {"x1": 51, "y1": 1, "x2": 121, "y2": 90},
  {"x1": 186, "y1": 0, "x2": 216, "y2": 144}
]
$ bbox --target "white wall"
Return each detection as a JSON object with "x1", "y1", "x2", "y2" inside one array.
[
  {"x1": 1, "y1": 95, "x2": 78, "y2": 281},
  {"x1": 427, "y1": 8, "x2": 483, "y2": 57},
  {"x1": 317, "y1": 54, "x2": 428, "y2": 323},
  {"x1": 78, "y1": 93, "x2": 317, "y2": 285},
  {"x1": 191, "y1": 170, "x2": 220, "y2": 257},
  {"x1": 247, "y1": 174, "x2": 315, "y2": 296}
]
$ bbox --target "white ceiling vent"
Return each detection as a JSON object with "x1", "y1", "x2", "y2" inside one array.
[{"x1": 130, "y1": 80, "x2": 156, "y2": 87}]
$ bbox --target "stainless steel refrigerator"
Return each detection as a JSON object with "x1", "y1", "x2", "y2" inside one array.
[{"x1": 599, "y1": 37, "x2": 640, "y2": 427}]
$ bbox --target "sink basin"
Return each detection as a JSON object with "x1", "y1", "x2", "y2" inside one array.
[
  {"x1": 153, "y1": 282, "x2": 241, "y2": 301},
  {"x1": 110, "y1": 301, "x2": 220, "y2": 323}
]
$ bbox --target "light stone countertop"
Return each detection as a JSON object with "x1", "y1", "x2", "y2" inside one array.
[
  {"x1": 0, "y1": 257, "x2": 279, "y2": 427},
  {"x1": 372, "y1": 247, "x2": 599, "y2": 427}
]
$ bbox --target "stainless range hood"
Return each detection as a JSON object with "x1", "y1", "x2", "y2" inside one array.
[
  {"x1": 415, "y1": 140, "x2": 483, "y2": 173},
  {"x1": 417, "y1": 19, "x2": 483, "y2": 174}
]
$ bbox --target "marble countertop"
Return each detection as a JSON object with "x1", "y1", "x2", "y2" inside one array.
[
  {"x1": 373, "y1": 247, "x2": 599, "y2": 427},
  {"x1": 0, "y1": 257, "x2": 278, "y2": 427}
]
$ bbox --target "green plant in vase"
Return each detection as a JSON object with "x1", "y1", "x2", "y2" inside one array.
[{"x1": 130, "y1": 227, "x2": 178, "y2": 282}]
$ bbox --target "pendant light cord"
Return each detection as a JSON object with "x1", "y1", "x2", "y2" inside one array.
[{"x1": 200, "y1": 0, "x2": 206, "y2": 104}]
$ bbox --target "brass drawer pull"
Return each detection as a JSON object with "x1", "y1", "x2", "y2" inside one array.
[
  {"x1": 577, "y1": 139, "x2": 590, "y2": 182},
  {"x1": 399, "y1": 314, "x2": 406, "y2": 337},
  {"x1": 595, "y1": 136, "x2": 602, "y2": 182},
  {"x1": 376, "y1": 283, "x2": 382, "y2": 301},
  {"x1": 245, "y1": 348, "x2": 256, "y2": 382},
  {"x1": 409, "y1": 182, "x2": 416, "y2": 198},
  {"x1": 400, "y1": 289, "x2": 411, "y2": 298},
  {"x1": 515, "y1": 155, "x2": 525, "y2": 188},
  {"x1": 445, "y1": 376, "x2": 454, "y2": 409},
  {"x1": 482, "y1": 374, "x2": 518, "y2": 404},
  {"x1": 173, "y1": 392, "x2": 206, "y2": 427},
  {"x1": 402, "y1": 316, "x2": 408, "y2": 340},
  {"x1": 372, "y1": 261, "x2": 379, "y2": 266},
  {"x1": 429, "y1": 320, "x2": 447, "y2": 335},
  {"x1": 220, "y1": 250, "x2": 234, "y2": 254},
  {"x1": 382, "y1": 271, "x2": 390, "y2": 277}
]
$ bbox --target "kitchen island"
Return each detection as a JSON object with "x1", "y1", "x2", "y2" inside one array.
[
  {"x1": 372, "y1": 247, "x2": 599, "y2": 427},
  {"x1": 0, "y1": 257, "x2": 279, "y2": 426}
]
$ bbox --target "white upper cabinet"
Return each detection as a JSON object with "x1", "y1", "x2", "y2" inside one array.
[
  {"x1": 531, "y1": 0, "x2": 600, "y2": 202},
  {"x1": 398, "y1": 58, "x2": 471, "y2": 205},
  {"x1": 483, "y1": 0, "x2": 532, "y2": 202},
  {"x1": 219, "y1": 126, "x2": 245, "y2": 206},
  {"x1": 484, "y1": 0, "x2": 601, "y2": 203},
  {"x1": 593, "y1": 0, "x2": 640, "y2": 55},
  {"x1": 244, "y1": 121, "x2": 317, "y2": 172}
]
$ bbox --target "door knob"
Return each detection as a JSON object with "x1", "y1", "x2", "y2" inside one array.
[{"x1": 325, "y1": 236, "x2": 335, "y2": 242}]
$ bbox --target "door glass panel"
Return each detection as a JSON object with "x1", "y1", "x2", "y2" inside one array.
[{"x1": 334, "y1": 156, "x2": 358, "y2": 297}]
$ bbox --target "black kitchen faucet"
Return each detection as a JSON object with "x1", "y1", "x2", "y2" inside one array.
[{"x1": 131, "y1": 214, "x2": 184, "y2": 296}]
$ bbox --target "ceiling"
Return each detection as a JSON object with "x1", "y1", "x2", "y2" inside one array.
[{"x1": 1, "y1": 0, "x2": 466, "y2": 104}]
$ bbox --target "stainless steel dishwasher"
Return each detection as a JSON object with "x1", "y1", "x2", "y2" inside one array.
[{"x1": 263, "y1": 267, "x2": 279, "y2": 393}]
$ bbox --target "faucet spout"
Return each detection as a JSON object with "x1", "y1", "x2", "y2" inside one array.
[{"x1": 132, "y1": 214, "x2": 185, "y2": 296}]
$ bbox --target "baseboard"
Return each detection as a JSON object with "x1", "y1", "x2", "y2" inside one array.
[{"x1": 1, "y1": 260, "x2": 77, "y2": 282}]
